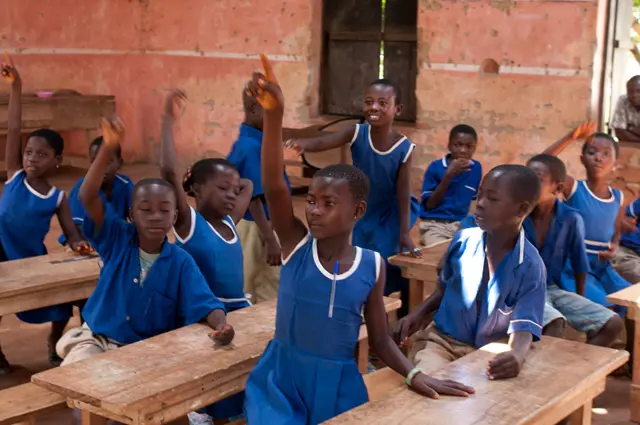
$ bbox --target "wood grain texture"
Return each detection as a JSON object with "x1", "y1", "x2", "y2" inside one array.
[
  {"x1": 325, "y1": 337, "x2": 628, "y2": 425},
  {"x1": 0, "y1": 383, "x2": 66, "y2": 425},
  {"x1": 32, "y1": 297, "x2": 401, "y2": 425}
]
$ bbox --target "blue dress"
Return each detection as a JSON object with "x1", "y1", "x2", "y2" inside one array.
[
  {"x1": 174, "y1": 208, "x2": 249, "y2": 419},
  {"x1": 244, "y1": 235, "x2": 379, "y2": 424},
  {"x1": 0, "y1": 170, "x2": 73, "y2": 323},
  {"x1": 560, "y1": 180, "x2": 631, "y2": 307},
  {"x1": 350, "y1": 123, "x2": 419, "y2": 260}
]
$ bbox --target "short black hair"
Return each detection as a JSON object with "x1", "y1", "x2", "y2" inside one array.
[
  {"x1": 449, "y1": 124, "x2": 477, "y2": 143},
  {"x1": 313, "y1": 164, "x2": 370, "y2": 203},
  {"x1": 132, "y1": 178, "x2": 176, "y2": 203},
  {"x1": 581, "y1": 132, "x2": 619, "y2": 158},
  {"x1": 628, "y1": 75, "x2": 640, "y2": 86},
  {"x1": 369, "y1": 78, "x2": 402, "y2": 105},
  {"x1": 487, "y1": 164, "x2": 541, "y2": 206},
  {"x1": 90, "y1": 136, "x2": 122, "y2": 159},
  {"x1": 527, "y1": 153, "x2": 567, "y2": 184},
  {"x1": 28, "y1": 129, "x2": 64, "y2": 156},
  {"x1": 182, "y1": 158, "x2": 239, "y2": 197}
]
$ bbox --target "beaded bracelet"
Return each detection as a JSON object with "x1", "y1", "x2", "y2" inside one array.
[{"x1": 405, "y1": 367, "x2": 424, "y2": 387}]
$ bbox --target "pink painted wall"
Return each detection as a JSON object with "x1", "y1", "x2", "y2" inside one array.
[{"x1": 0, "y1": 0, "x2": 606, "y2": 185}]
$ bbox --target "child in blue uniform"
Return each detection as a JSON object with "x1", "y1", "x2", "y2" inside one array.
[
  {"x1": 227, "y1": 91, "x2": 290, "y2": 304},
  {"x1": 288, "y1": 79, "x2": 420, "y2": 316},
  {"x1": 58, "y1": 136, "x2": 133, "y2": 245},
  {"x1": 419, "y1": 124, "x2": 482, "y2": 246},
  {"x1": 460, "y1": 154, "x2": 622, "y2": 347},
  {"x1": 613, "y1": 196, "x2": 640, "y2": 284},
  {"x1": 56, "y1": 117, "x2": 234, "y2": 370},
  {"x1": 542, "y1": 127, "x2": 631, "y2": 310},
  {"x1": 0, "y1": 56, "x2": 89, "y2": 373},
  {"x1": 395, "y1": 165, "x2": 546, "y2": 377},
  {"x1": 243, "y1": 66, "x2": 473, "y2": 424},
  {"x1": 160, "y1": 91, "x2": 253, "y2": 423}
]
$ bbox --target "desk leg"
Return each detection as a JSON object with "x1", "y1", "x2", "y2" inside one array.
[
  {"x1": 409, "y1": 279, "x2": 424, "y2": 312},
  {"x1": 356, "y1": 338, "x2": 370, "y2": 374},
  {"x1": 631, "y1": 311, "x2": 640, "y2": 423},
  {"x1": 568, "y1": 400, "x2": 593, "y2": 425},
  {"x1": 82, "y1": 410, "x2": 108, "y2": 425}
]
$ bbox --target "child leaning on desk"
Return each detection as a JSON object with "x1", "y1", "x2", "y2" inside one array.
[{"x1": 56, "y1": 117, "x2": 234, "y2": 368}]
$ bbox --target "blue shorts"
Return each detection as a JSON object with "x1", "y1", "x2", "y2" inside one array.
[{"x1": 543, "y1": 284, "x2": 616, "y2": 336}]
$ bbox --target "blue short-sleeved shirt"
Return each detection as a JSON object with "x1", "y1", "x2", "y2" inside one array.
[
  {"x1": 621, "y1": 197, "x2": 640, "y2": 254},
  {"x1": 461, "y1": 199, "x2": 590, "y2": 287},
  {"x1": 59, "y1": 174, "x2": 134, "y2": 245},
  {"x1": 434, "y1": 227, "x2": 546, "y2": 348},
  {"x1": 81, "y1": 213, "x2": 225, "y2": 345},
  {"x1": 227, "y1": 124, "x2": 290, "y2": 221},
  {"x1": 420, "y1": 155, "x2": 482, "y2": 221}
]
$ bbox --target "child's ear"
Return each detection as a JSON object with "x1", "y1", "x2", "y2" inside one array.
[
  {"x1": 395, "y1": 103, "x2": 404, "y2": 117},
  {"x1": 354, "y1": 200, "x2": 367, "y2": 221},
  {"x1": 129, "y1": 207, "x2": 134, "y2": 221},
  {"x1": 518, "y1": 201, "x2": 533, "y2": 218},
  {"x1": 173, "y1": 209, "x2": 178, "y2": 225},
  {"x1": 192, "y1": 183, "x2": 202, "y2": 199},
  {"x1": 554, "y1": 181, "x2": 565, "y2": 195},
  {"x1": 55, "y1": 155, "x2": 63, "y2": 168}
]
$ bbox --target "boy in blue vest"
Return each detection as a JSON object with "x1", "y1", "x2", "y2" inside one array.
[{"x1": 419, "y1": 124, "x2": 482, "y2": 246}]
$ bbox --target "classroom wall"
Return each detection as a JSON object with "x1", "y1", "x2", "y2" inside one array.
[{"x1": 0, "y1": 0, "x2": 611, "y2": 190}]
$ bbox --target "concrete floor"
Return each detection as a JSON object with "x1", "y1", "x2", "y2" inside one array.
[{"x1": 0, "y1": 164, "x2": 635, "y2": 424}]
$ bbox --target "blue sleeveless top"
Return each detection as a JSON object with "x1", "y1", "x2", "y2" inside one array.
[
  {"x1": 349, "y1": 124, "x2": 419, "y2": 258},
  {"x1": 174, "y1": 208, "x2": 248, "y2": 311},
  {"x1": 0, "y1": 170, "x2": 63, "y2": 261},
  {"x1": 564, "y1": 180, "x2": 623, "y2": 256}
]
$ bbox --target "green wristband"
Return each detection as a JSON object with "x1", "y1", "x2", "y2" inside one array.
[{"x1": 405, "y1": 367, "x2": 423, "y2": 387}]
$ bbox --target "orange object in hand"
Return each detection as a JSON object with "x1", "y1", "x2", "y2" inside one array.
[{"x1": 258, "y1": 53, "x2": 279, "y2": 110}]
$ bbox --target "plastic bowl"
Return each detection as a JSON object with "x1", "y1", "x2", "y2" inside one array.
[{"x1": 35, "y1": 91, "x2": 54, "y2": 98}]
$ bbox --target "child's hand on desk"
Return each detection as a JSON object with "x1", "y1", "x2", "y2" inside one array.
[
  {"x1": 399, "y1": 233, "x2": 422, "y2": 258},
  {"x1": 69, "y1": 239, "x2": 94, "y2": 255},
  {"x1": 245, "y1": 54, "x2": 284, "y2": 112},
  {"x1": 165, "y1": 89, "x2": 187, "y2": 118},
  {"x1": 444, "y1": 159, "x2": 472, "y2": 178},
  {"x1": 1, "y1": 52, "x2": 20, "y2": 86},
  {"x1": 209, "y1": 323, "x2": 235, "y2": 346},
  {"x1": 487, "y1": 350, "x2": 524, "y2": 380},
  {"x1": 101, "y1": 117, "x2": 125, "y2": 148},
  {"x1": 410, "y1": 373, "x2": 475, "y2": 399}
]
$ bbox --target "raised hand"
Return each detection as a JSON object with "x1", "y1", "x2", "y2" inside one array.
[
  {"x1": 1, "y1": 52, "x2": 20, "y2": 86},
  {"x1": 165, "y1": 89, "x2": 187, "y2": 118},
  {"x1": 571, "y1": 121, "x2": 597, "y2": 140},
  {"x1": 101, "y1": 117, "x2": 125, "y2": 148},
  {"x1": 245, "y1": 54, "x2": 284, "y2": 111}
]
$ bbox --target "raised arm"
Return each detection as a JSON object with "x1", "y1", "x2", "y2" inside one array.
[
  {"x1": 365, "y1": 260, "x2": 473, "y2": 399},
  {"x1": 159, "y1": 90, "x2": 192, "y2": 239},
  {"x1": 287, "y1": 125, "x2": 356, "y2": 154},
  {"x1": 230, "y1": 178, "x2": 253, "y2": 224},
  {"x1": 248, "y1": 57, "x2": 306, "y2": 257},
  {"x1": 1, "y1": 53, "x2": 23, "y2": 177},
  {"x1": 79, "y1": 118, "x2": 125, "y2": 232}
]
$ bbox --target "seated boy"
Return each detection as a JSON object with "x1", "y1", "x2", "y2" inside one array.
[
  {"x1": 58, "y1": 136, "x2": 133, "y2": 245},
  {"x1": 419, "y1": 124, "x2": 482, "y2": 246},
  {"x1": 56, "y1": 118, "x2": 234, "y2": 366},
  {"x1": 611, "y1": 75, "x2": 640, "y2": 143},
  {"x1": 613, "y1": 196, "x2": 640, "y2": 284},
  {"x1": 462, "y1": 155, "x2": 622, "y2": 346},
  {"x1": 227, "y1": 90, "x2": 290, "y2": 303},
  {"x1": 395, "y1": 165, "x2": 545, "y2": 378}
]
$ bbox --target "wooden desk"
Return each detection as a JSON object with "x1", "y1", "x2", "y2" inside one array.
[
  {"x1": 607, "y1": 284, "x2": 640, "y2": 423},
  {"x1": 388, "y1": 240, "x2": 450, "y2": 311},
  {"x1": 32, "y1": 297, "x2": 401, "y2": 425},
  {"x1": 325, "y1": 337, "x2": 629, "y2": 425},
  {"x1": 0, "y1": 251, "x2": 100, "y2": 316}
]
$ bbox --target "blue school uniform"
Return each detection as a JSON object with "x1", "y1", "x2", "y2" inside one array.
[
  {"x1": 349, "y1": 123, "x2": 419, "y2": 259},
  {"x1": 560, "y1": 181, "x2": 630, "y2": 307},
  {"x1": 621, "y1": 197, "x2": 640, "y2": 253},
  {"x1": 420, "y1": 155, "x2": 482, "y2": 221},
  {"x1": 227, "y1": 124, "x2": 290, "y2": 221},
  {"x1": 81, "y1": 213, "x2": 225, "y2": 345},
  {"x1": 0, "y1": 170, "x2": 73, "y2": 324},
  {"x1": 174, "y1": 208, "x2": 248, "y2": 420},
  {"x1": 244, "y1": 234, "x2": 379, "y2": 424},
  {"x1": 58, "y1": 174, "x2": 133, "y2": 245},
  {"x1": 434, "y1": 227, "x2": 546, "y2": 348}
]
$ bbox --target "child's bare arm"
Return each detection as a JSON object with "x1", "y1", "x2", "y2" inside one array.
[
  {"x1": 487, "y1": 331, "x2": 532, "y2": 380},
  {"x1": 230, "y1": 179, "x2": 253, "y2": 224},
  {"x1": 1, "y1": 53, "x2": 22, "y2": 177},
  {"x1": 614, "y1": 128, "x2": 640, "y2": 143},
  {"x1": 247, "y1": 57, "x2": 306, "y2": 257},
  {"x1": 365, "y1": 261, "x2": 473, "y2": 399},
  {"x1": 392, "y1": 287, "x2": 443, "y2": 346},
  {"x1": 248, "y1": 197, "x2": 282, "y2": 266},
  {"x1": 287, "y1": 126, "x2": 356, "y2": 155},
  {"x1": 56, "y1": 195, "x2": 91, "y2": 253},
  {"x1": 397, "y1": 156, "x2": 421, "y2": 257},
  {"x1": 599, "y1": 205, "x2": 626, "y2": 261},
  {"x1": 79, "y1": 118, "x2": 125, "y2": 232},
  {"x1": 159, "y1": 90, "x2": 192, "y2": 239}
]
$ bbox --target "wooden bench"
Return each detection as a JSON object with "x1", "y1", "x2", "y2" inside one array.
[
  {"x1": 325, "y1": 336, "x2": 628, "y2": 425},
  {"x1": 0, "y1": 383, "x2": 66, "y2": 425},
  {"x1": 607, "y1": 284, "x2": 640, "y2": 423},
  {"x1": 0, "y1": 252, "x2": 100, "y2": 316},
  {"x1": 388, "y1": 239, "x2": 450, "y2": 311},
  {"x1": 31, "y1": 296, "x2": 401, "y2": 425}
]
